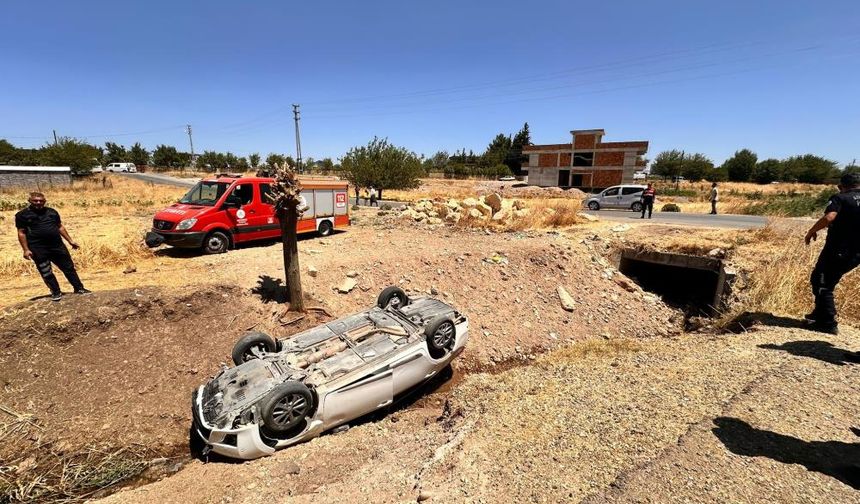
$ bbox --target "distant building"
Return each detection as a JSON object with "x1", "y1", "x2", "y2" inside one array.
[
  {"x1": 0, "y1": 166, "x2": 72, "y2": 188},
  {"x1": 522, "y1": 129, "x2": 648, "y2": 189}
]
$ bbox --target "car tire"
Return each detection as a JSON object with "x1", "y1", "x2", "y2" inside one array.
[
  {"x1": 231, "y1": 331, "x2": 277, "y2": 365},
  {"x1": 318, "y1": 220, "x2": 333, "y2": 237},
  {"x1": 203, "y1": 230, "x2": 230, "y2": 254},
  {"x1": 425, "y1": 316, "x2": 456, "y2": 359},
  {"x1": 631, "y1": 202, "x2": 643, "y2": 213},
  {"x1": 260, "y1": 381, "x2": 314, "y2": 433},
  {"x1": 588, "y1": 201, "x2": 600, "y2": 210},
  {"x1": 377, "y1": 286, "x2": 410, "y2": 310}
]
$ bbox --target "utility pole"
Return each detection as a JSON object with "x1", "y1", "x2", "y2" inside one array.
[
  {"x1": 292, "y1": 104, "x2": 303, "y2": 174},
  {"x1": 186, "y1": 124, "x2": 196, "y2": 170},
  {"x1": 52, "y1": 130, "x2": 58, "y2": 145}
]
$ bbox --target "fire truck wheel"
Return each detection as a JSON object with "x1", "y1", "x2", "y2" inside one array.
[
  {"x1": 318, "y1": 220, "x2": 333, "y2": 237},
  {"x1": 203, "y1": 231, "x2": 230, "y2": 254}
]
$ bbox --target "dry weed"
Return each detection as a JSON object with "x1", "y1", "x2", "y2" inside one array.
[
  {"x1": 722, "y1": 224, "x2": 860, "y2": 326},
  {"x1": 0, "y1": 176, "x2": 185, "y2": 281}
]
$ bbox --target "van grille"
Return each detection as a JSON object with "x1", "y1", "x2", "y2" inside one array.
[{"x1": 153, "y1": 219, "x2": 174, "y2": 231}]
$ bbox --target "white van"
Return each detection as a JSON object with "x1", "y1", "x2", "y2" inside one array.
[{"x1": 106, "y1": 162, "x2": 137, "y2": 173}]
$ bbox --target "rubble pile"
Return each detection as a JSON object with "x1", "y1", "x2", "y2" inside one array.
[{"x1": 397, "y1": 193, "x2": 569, "y2": 227}]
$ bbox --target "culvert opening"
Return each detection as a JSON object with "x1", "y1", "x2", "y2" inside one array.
[{"x1": 618, "y1": 249, "x2": 733, "y2": 317}]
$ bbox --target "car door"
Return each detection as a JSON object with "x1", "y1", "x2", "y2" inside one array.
[
  {"x1": 257, "y1": 182, "x2": 283, "y2": 240},
  {"x1": 323, "y1": 370, "x2": 393, "y2": 428},
  {"x1": 601, "y1": 186, "x2": 621, "y2": 208},
  {"x1": 620, "y1": 186, "x2": 644, "y2": 209},
  {"x1": 391, "y1": 348, "x2": 439, "y2": 396},
  {"x1": 223, "y1": 183, "x2": 256, "y2": 243}
]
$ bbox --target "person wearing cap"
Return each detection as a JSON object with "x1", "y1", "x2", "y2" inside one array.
[{"x1": 803, "y1": 173, "x2": 860, "y2": 336}]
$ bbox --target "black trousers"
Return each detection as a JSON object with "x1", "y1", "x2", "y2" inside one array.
[
  {"x1": 31, "y1": 246, "x2": 84, "y2": 295},
  {"x1": 641, "y1": 198, "x2": 654, "y2": 218},
  {"x1": 810, "y1": 248, "x2": 860, "y2": 326},
  {"x1": 710, "y1": 200, "x2": 718, "y2": 214}
]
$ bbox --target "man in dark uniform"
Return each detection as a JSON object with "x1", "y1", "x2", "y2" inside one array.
[
  {"x1": 15, "y1": 192, "x2": 90, "y2": 301},
  {"x1": 640, "y1": 182, "x2": 656, "y2": 219},
  {"x1": 804, "y1": 173, "x2": 860, "y2": 335}
]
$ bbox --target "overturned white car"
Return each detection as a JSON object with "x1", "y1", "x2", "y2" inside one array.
[{"x1": 192, "y1": 287, "x2": 469, "y2": 460}]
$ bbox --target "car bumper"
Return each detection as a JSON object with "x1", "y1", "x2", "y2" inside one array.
[
  {"x1": 146, "y1": 230, "x2": 206, "y2": 249},
  {"x1": 191, "y1": 387, "x2": 276, "y2": 460}
]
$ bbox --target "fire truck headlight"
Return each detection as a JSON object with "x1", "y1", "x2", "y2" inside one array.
[{"x1": 176, "y1": 218, "x2": 197, "y2": 230}]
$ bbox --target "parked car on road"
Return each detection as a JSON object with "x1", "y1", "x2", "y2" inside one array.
[
  {"x1": 498, "y1": 175, "x2": 516, "y2": 181},
  {"x1": 192, "y1": 287, "x2": 469, "y2": 460},
  {"x1": 585, "y1": 184, "x2": 647, "y2": 212},
  {"x1": 90, "y1": 165, "x2": 103, "y2": 174},
  {"x1": 105, "y1": 162, "x2": 137, "y2": 173},
  {"x1": 145, "y1": 174, "x2": 350, "y2": 254}
]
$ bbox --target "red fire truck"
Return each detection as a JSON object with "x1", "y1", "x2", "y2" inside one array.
[{"x1": 146, "y1": 174, "x2": 350, "y2": 254}]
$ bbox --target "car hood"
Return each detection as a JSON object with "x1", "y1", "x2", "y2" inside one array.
[{"x1": 154, "y1": 203, "x2": 212, "y2": 223}]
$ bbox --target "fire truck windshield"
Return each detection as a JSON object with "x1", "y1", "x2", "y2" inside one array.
[{"x1": 180, "y1": 181, "x2": 230, "y2": 206}]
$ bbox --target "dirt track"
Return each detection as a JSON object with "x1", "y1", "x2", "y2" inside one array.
[
  {"x1": 97, "y1": 326, "x2": 860, "y2": 503},
  {"x1": 2, "y1": 216, "x2": 859, "y2": 502}
]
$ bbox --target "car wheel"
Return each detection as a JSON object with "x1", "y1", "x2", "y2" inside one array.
[
  {"x1": 588, "y1": 201, "x2": 600, "y2": 210},
  {"x1": 377, "y1": 286, "x2": 410, "y2": 309},
  {"x1": 203, "y1": 231, "x2": 230, "y2": 254},
  {"x1": 231, "y1": 331, "x2": 277, "y2": 365},
  {"x1": 425, "y1": 316, "x2": 456, "y2": 359},
  {"x1": 631, "y1": 202, "x2": 643, "y2": 213},
  {"x1": 260, "y1": 381, "x2": 313, "y2": 433},
  {"x1": 318, "y1": 220, "x2": 333, "y2": 237}
]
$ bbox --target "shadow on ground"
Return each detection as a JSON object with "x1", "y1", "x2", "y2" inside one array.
[
  {"x1": 725, "y1": 312, "x2": 809, "y2": 332},
  {"x1": 712, "y1": 417, "x2": 860, "y2": 489},
  {"x1": 252, "y1": 275, "x2": 288, "y2": 303},
  {"x1": 759, "y1": 340, "x2": 858, "y2": 366}
]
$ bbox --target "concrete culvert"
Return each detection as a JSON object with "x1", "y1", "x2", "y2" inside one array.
[{"x1": 618, "y1": 249, "x2": 734, "y2": 316}]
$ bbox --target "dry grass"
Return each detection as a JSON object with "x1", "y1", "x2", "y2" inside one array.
[
  {"x1": 0, "y1": 405, "x2": 156, "y2": 503},
  {"x1": 721, "y1": 224, "x2": 860, "y2": 326},
  {"x1": 653, "y1": 180, "x2": 833, "y2": 216},
  {"x1": 0, "y1": 176, "x2": 185, "y2": 281}
]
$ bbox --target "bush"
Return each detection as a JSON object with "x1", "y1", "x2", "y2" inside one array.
[
  {"x1": 661, "y1": 203, "x2": 681, "y2": 212},
  {"x1": 380, "y1": 203, "x2": 392, "y2": 210}
]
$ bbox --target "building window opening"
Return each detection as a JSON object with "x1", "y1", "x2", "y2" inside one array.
[{"x1": 573, "y1": 152, "x2": 594, "y2": 167}]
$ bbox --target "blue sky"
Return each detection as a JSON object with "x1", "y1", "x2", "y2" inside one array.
[{"x1": 1, "y1": 0, "x2": 859, "y2": 166}]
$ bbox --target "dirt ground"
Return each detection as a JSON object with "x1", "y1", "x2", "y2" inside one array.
[{"x1": 2, "y1": 206, "x2": 859, "y2": 503}]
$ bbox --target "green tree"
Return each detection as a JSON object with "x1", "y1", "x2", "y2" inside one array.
[
  {"x1": 341, "y1": 137, "x2": 423, "y2": 200},
  {"x1": 507, "y1": 122, "x2": 531, "y2": 173},
  {"x1": 224, "y1": 152, "x2": 239, "y2": 169},
  {"x1": 40, "y1": 137, "x2": 102, "y2": 175},
  {"x1": 781, "y1": 154, "x2": 840, "y2": 184},
  {"x1": 248, "y1": 153, "x2": 261, "y2": 169},
  {"x1": 236, "y1": 157, "x2": 249, "y2": 171},
  {"x1": 152, "y1": 145, "x2": 183, "y2": 168},
  {"x1": 650, "y1": 149, "x2": 686, "y2": 180},
  {"x1": 197, "y1": 151, "x2": 227, "y2": 172},
  {"x1": 266, "y1": 153, "x2": 286, "y2": 170},
  {"x1": 102, "y1": 142, "x2": 128, "y2": 165},
  {"x1": 751, "y1": 158, "x2": 783, "y2": 184},
  {"x1": 129, "y1": 142, "x2": 150, "y2": 166},
  {"x1": 482, "y1": 133, "x2": 512, "y2": 169},
  {"x1": 722, "y1": 149, "x2": 757, "y2": 182},
  {"x1": 318, "y1": 157, "x2": 335, "y2": 173},
  {"x1": 681, "y1": 153, "x2": 714, "y2": 182}
]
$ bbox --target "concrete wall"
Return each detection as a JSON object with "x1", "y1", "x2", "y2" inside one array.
[{"x1": 0, "y1": 171, "x2": 72, "y2": 188}]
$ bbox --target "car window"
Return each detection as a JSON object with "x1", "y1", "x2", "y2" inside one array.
[
  {"x1": 232, "y1": 184, "x2": 254, "y2": 205},
  {"x1": 603, "y1": 187, "x2": 619, "y2": 196},
  {"x1": 622, "y1": 187, "x2": 643, "y2": 195},
  {"x1": 260, "y1": 183, "x2": 274, "y2": 206}
]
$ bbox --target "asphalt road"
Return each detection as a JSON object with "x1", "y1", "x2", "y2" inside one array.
[
  {"x1": 582, "y1": 209, "x2": 770, "y2": 229},
  {"x1": 121, "y1": 173, "x2": 773, "y2": 230},
  {"x1": 121, "y1": 172, "x2": 198, "y2": 187}
]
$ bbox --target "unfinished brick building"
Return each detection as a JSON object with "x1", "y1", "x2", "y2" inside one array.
[{"x1": 522, "y1": 129, "x2": 648, "y2": 190}]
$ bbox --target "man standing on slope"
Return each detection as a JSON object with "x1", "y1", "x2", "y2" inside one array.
[
  {"x1": 804, "y1": 173, "x2": 860, "y2": 336},
  {"x1": 15, "y1": 192, "x2": 91, "y2": 302}
]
